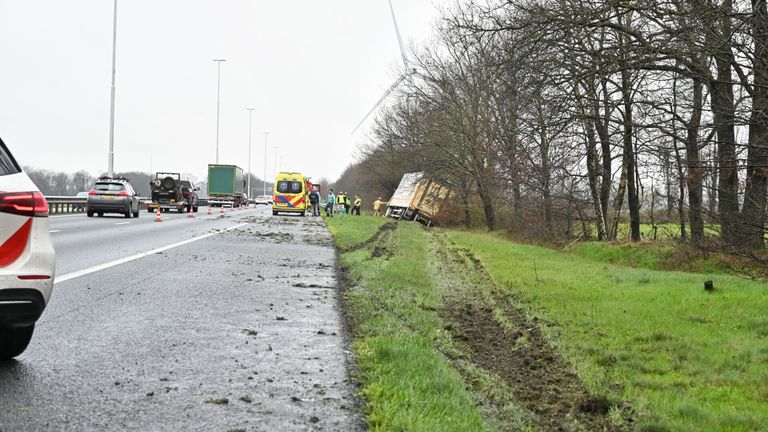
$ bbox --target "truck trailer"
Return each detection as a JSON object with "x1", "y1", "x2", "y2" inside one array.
[
  {"x1": 386, "y1": 172, "x2": 450, "y2": 226},
  {"x1": 207, "y1": 164, "x2": 246, "y2": 208}
]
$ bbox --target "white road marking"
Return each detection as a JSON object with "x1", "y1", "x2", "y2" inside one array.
[
  {"x1": 49, "y1": 230, "x2": 61, "y2": 233},
  {"x1": 54, "y1": 223, "x2": 249, "y2": 285},
  {"x1": 114, "y1": 222, "x2": 131, "y2": 225}
]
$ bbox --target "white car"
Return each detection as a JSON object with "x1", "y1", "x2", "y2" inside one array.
[
  {"x1": 0, "y1": 138, "x2": 55, "y2": 360},
  {"x1": 254, "y1": 195, "x2": 272, "y2": 205}
]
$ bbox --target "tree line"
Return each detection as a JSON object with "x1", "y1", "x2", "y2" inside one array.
[{"x1": 339, "y1": 0, "x2": 768, "y2": 251}]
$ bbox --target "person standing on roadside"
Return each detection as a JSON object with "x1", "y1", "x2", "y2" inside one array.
[
  {"x1": 344, "y1": 193, "x2": 351, "y2": 214},
  {"x1": 325, "y1": 188, "x2": 336, "y2": 217},
  {"x1": 336, "y1": 191, "x2": 345, "y2": 215},
  {"x1": 352, "y1": 195, "x2": 362, "y2": 215},
  {"x1": 373, "y1": 197, "x2": 385, "y2": 217},
  {"x1": 309, "y1": 186, "x2": 321, "y2": 216}
]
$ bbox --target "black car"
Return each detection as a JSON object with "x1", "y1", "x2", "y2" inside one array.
[
  {"x1": 87, "y1": 177, "x2": 141, "y2": 218},
  {"x1": 180, "y1": 180, "x2": 199, "y2": 212}
]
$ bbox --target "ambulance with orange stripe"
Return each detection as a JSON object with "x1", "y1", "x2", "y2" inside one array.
[{"x1": 272, "y1": 172, "x2": 309, "y2": 216}]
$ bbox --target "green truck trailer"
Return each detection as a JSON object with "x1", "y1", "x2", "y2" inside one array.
[{"x1": 207, "y1": 164, "x2": 246, "y2": 207}]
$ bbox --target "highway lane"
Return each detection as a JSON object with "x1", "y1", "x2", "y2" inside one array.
[
  {"x1": 49, "y1": 206, "x2": 261, "y2": 276},
  {"x1": 0, "y1": 206, "x2": 363, "y2": 431}
]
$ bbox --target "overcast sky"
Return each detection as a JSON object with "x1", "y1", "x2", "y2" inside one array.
[{"x1": 0, "y1": 0, "x2": 450, "y2": 183}]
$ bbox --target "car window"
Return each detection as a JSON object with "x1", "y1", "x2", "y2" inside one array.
[
  {"x1": 94, "y1": 183, "x2": 125, "y2": 192},
  {"x1": 0, "y1": 139, "x2": 21, "y2": 176},
  {"x1": 277, "y1": 181, "x2": 303, "y2": 194}
]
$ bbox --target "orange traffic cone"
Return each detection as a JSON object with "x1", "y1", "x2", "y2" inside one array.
[
  {"x1": 220, "y1": 206, "x2": 224, "y2": 213},
  {"x1": 154, "y1": 208, "x2": 162, "y2": 222},
  {"x1": 207, "y1": 206, "x2": 212, "y2": 215},
  {"x1": 187, "y1": 208, "x2": 195, "y2": 219}
]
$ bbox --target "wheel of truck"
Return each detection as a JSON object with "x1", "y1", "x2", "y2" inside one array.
[
  {"x1": 133, "y1": 209, "x2": 139, "y2": 218},
  {"x1": 193, "y1": 207, "x2": 198, "y2": 212},
  {"x1": 161, "y1": 176, "x2": 176, "y2": 189},
  {"x1": 124, "y1": 207, "x2": 131, "y2": 218},
  {"x1": 147, "y1": 207, "x2": 153, "y2": 213},
  {"x1": 177, "y1": 207, "x2": 184, "y2": 214},
  {"x1": 0, "y1": 326, "x2": 35, "y2": 360},
  {"x1": 300, "y1": 211, "x2": 305, "y2": 217},
  {"x1": 87, "y1": 210, "x2": 94, "y2": 217},
  {"x1": 272, "y1": 210, "x2": 278, "y2": 216},
  {"x1": 98, "y1": 212, "x2": 104, "y2": 217}
]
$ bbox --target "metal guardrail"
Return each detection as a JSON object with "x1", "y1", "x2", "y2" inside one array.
[
  {"x1": 45, "y1": 196, "x2": 89, "y2": 214},
  {"x1": 45, "y1": 196, "x2": 209, "y2": 215}
]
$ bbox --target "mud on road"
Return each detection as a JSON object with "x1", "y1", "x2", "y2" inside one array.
[{"x1": 0, "y1": 210, "x2": 363, "y2": 432}]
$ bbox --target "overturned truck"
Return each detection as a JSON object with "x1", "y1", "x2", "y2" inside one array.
[{"x1": 386, "y1": 172, "x2": 450, "y2": 226}]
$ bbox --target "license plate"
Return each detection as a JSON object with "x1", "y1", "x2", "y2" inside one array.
[
  {"x1": 102, "y1": 195, "x2": 113, "y2": 199},
  {"x1": 276, "y1": 203, "x2": 286, "y2": 206}
]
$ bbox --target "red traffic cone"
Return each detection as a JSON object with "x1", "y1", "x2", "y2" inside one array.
[
  {"x1": 220, "y1": 206, "x2": 224, "y2": 213},
  {"x1": 154, "y1": 208, "x2": 162, "y2": 222},
  {"x1": 187, "y1": 208, "x2": 195, "y2": 218},
  {"x1": 207, "y1": 206, "x2": 212, "y2": 215}
]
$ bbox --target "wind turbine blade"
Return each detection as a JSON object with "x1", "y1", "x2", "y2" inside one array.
[
  {"x1": 352, "y1": 75, "x2": 408, "y2": 134},
  {"x1": 388, "y1": 0, "x2": 409, "y2": 68}
]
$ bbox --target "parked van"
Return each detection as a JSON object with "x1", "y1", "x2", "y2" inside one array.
[{"x1": 272, "y1": 172, "x2": 308, "y2": 216}]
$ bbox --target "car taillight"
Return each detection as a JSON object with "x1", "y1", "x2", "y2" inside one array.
[
  {"x1": 88, "y1": 189, "x2": 98, "y2": 195},
  {"x1": 118, "y1": 191, "x2": 128, "y2": 196},
  {"x1": 0, "y1": 191, "x2": 49, "y2": 217}
]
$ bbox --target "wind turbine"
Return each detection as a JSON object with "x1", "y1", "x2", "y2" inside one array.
[{"x1": 351, "y1": 0, "x2": 418, "y2": 134}]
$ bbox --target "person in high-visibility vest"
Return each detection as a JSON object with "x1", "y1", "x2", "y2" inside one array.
[
  {"x1": 344, "y1": 194, "x2": 351, "y2": 214},
  {"x1": 336, "y1": 192, "x2": 346, "y2": 215},
  {"x1": 352, "y1": 195, "x2": 362, "y2": 216},
  {"x1": 373, "y1": 197, "x2": 386, "y2": 217}
]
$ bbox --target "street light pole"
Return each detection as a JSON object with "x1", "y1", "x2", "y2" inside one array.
[
  {"x1": 212, "y1": 59, "x2": 226, "y2": 164},
  {"x1": 107, "y1": 0, "x2": 118, "y2": 178},
  {"x1": 273, "y1": 145, "x2": 278, "y2": 180},
  {"x1": 263, "y1": 131, "x2": 269, "y2": 196},
  {"x1": 246, "y1": 108, "x2": 255, "y2": 198}
]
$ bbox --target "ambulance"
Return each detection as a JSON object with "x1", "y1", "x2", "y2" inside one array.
[{"x1": 272, "y1": 172, "x2": 309, "y2": 216}]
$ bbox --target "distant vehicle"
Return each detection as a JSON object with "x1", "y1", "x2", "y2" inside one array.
[
  {"x1": 0, "y1": 137, "x2": 55, "y2": 360},
  {"x1": 148, "y1": 173, "x2": 198, "y2": 213},
  {"x1": 207, "y1": 164, "x2": 245, "y2": 208},
  {"x1": 272, "y1": 172, "x2": 308, "y2": 216},
  {"x1": 254, "y1": 195, "x2": 271, "y2": 205},
  {"x1": 87, "y1": 177, "x2": 141, "y2": 218},
  {"x1": 386, "y1": 172, "x2": 450, "y2": 226},
  {"x1": 75, "y1": 191, "x2": 88, "y2": 199}
]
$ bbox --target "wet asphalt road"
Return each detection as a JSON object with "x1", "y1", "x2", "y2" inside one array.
[{"x1": 0, "y1": 206, "x2": 363, "y2": 431}]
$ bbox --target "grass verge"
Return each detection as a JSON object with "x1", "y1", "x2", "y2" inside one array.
[
  {"x1": 449, "y1": 230, "x2": 768, "y2": 431},
  {"x1": 326, "y1": 216, "x2": 489, "y2": 431}
]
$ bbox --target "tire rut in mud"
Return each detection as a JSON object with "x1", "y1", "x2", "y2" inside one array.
[
  {"x1": 339, "y1": 221, "x2": 397, "y2": 255},
  {"x1": 433, "y1": 233, "x2": 631, "y2": 431}
]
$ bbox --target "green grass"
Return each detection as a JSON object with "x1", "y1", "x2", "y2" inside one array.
[
  {"x1": 567, "y1": 239, "x2": 768, "y2": 279},
  {"x1": 327, "y1": 218, "x2": 489, "y2": 431},
  {"x1": 449, "y1": 230, "x2": 768, "y2": 431},
  {"x1": 324, "y1": 215, "x2": 389, "y2": 250},
  {"x1": 567, "y1": 241, "x2": 674, "y2": 270}
]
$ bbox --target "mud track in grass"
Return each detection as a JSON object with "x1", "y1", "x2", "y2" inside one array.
[
  {"x1": 338, "y1": 221, "x2": 397, "y2": 254},
  {"x1": 433, "y1": 233, "x2": 633, "y2": 431}
]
